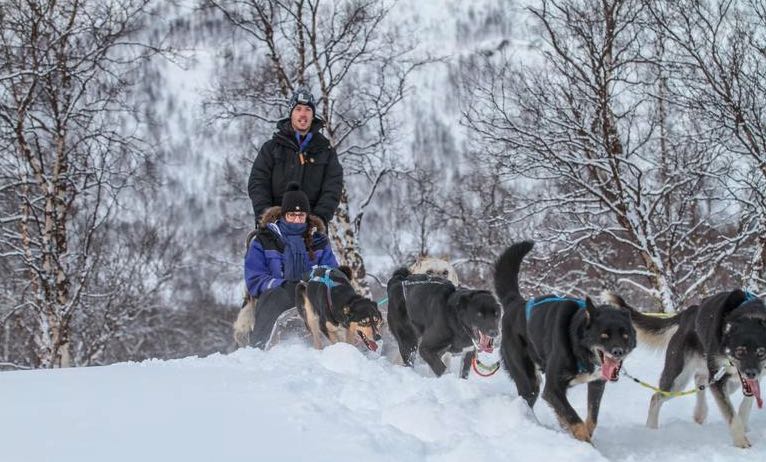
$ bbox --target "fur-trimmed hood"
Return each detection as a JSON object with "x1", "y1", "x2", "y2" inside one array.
[{"x1": 258, "y1": 206, "x2": 326, "y2": 234}]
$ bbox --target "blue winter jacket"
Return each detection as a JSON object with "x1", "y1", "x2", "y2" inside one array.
[{"x1": 244, "y1": 209, "x2": 338, "y2": 298}]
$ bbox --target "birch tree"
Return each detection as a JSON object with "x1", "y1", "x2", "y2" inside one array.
[
  {"x1": 463, "y1": 0, "x2": 745, "y2": 311},
  {"x1": 644, "y1": 0, "x2": 766, "y2": 291},
  {"x1": 0, "y1": 0, "x2": 158, "y2": 367}
]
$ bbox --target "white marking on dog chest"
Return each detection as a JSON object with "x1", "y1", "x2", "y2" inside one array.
[{"x1": 569, "y1": 369, "x2": 601, "y2": 386}]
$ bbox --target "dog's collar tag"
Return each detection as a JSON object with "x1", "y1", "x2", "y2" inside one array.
[{"x1": 713, "y1": 366, "x2": 727, "y2": 382}]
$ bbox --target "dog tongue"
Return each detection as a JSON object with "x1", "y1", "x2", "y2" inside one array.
[
  {"x1": 364, "y1": 339, "x2": 378, "y2": 352},
  {"x1": 600, "y1": 354, "x2": 620, "y2": 382},
  {"x1": 745, "y1": 379, "x2": 763, "y2": 409},
  {"x1": 478, "y1": 332, "x2": 493, "y2": 353}
]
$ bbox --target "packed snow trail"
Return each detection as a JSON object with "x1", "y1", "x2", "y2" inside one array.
[{"x1": 1, "y1": 342, "x2": 764, "y2": 461}]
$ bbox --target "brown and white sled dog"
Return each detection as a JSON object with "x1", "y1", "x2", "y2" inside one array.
[
  {"x1": 604, "y1": 290, "x2": 766, "y2": 448},
  {"x1": 296, "y1": 266, "x2": 383, "y2": 352}
]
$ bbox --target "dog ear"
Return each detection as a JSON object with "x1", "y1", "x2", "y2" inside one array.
[
  {"x1": 584, "y1": 297, "x2": 597, "y2": 325},
  {"x1": 600, "y1": 291, "x2": 627, "y2": 308},
  {"x1": 295, "y1": 281, "x2": 307, "y2": 298},
  {"x1": 338, "y1": 265, "x2": 353, "y2": 280},
  {"x1": 450, "y1": 290, "x2": 472, "y2": 311}
]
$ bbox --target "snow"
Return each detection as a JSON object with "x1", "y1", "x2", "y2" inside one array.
[{"x1": 1, "y1": 342, "x2": 764, "y2": 461}]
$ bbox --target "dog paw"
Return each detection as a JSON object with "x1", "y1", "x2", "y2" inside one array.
[
  {"x1": 233, "y1": 329, "x2": 251, "y2": 348},
  {"x1": 233, "y1": 303, "x2": 256, "y2": 348},
  {"x1": 570, "y1": 423, "x2": 592, "y2": 443},
  {"x1": 733, "y1": 435, "x2": 752, "y2": 449},
  {"x1": 693, "y1": 406, "x2": 707, "y2": 425}
]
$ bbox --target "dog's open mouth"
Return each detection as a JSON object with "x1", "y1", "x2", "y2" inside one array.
[
  {"x1": 357, "y1": 331, "x2": 378, "y2": 352},
  {"x1": 737, "y1": 372, "x2": 763, "y2": 409},
  {"x1": 472, "y1": 328, "x2": 494, "y2": 353},
  {"x1": 597, "y1": 349, "x2": 622, "y2": 382}
]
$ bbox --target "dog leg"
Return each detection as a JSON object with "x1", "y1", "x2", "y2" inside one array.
[
  {"x1": 326, "y1": 324, "x2": 342, "y2": 345},
  {"x1": 501, "y1": 337, "x2": 540, "y2": 408},
  {"x1": 387, "y1": 303, "x2": 419, "y2": 367},
  {"x1": 543, "y1": 378, "x2": 590, "y2": 443},
  {"x1": 419, "y1": 331, "x2": 451, "y2": 377},
  {"x1": 460, "y1": 350, "x2": 475, "y2": 379},
  {"x1": 441, "y1": 352, "x2": 452, "y2": 371},
  {"x1": 648, "y1": 342, "x2": 696, "y2": 429},
  {"x1": 693, "y1": 372, "x2": 708, "y2": 425},
  {"x1": 646, "y1": 393, "x2": 668, "y2": 429},
  {"x1": 395, "y1": 332, "x2": 418, "y2": 367},
  {"x1": 738, "y1": 395, "x2": 754, "y2": 433},
  {"x1": 233, "y1": 298, "x2": 257, "y2": 348},
  {"x1": 710, "y1": 379, "x2": 751, "y2": 448},
  {"x1": 302, "y1": 294, "x2": 325, "y2": 350},
  {"x1": 585, "y1": 380, "x2": 605, "y2": 437}
]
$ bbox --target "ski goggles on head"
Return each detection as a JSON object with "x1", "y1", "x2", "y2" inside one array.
[
  {"x1": 290, "y1": 88, "x2": 315, "y2": 109},
  {"x1": 296, "y1": 91, "x2": 312, "y2": 104}
]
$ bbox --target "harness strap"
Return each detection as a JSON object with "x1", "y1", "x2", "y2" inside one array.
[
  {"x1": 524, "y1": 296, "x2": 586, "y2": 320},
  {"x1": 307, "y1": 266, "x2": 345, "y2": 326},
  {"x1": 621, "y1": 365, "x2": 727, "y2": 398},
  {"x1": 525, "y1": 296, "x2": 589, "y2": 373},
  {"x1": 401, "y1": 277, "x2": 452, "y2": 303},
  {"x1": 308, "y1": 265, "x2": 343, "y2": 289}
]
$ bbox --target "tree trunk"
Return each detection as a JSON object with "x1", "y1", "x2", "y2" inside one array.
[
  {"x1": 746, "y1": 216, "x2": 766, "y2": 292},
  {"x1": 330, "y1": 188, "x2": 369, "y2": 297}
]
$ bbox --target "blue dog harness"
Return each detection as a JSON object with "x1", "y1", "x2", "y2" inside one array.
[
  {"x1": 525, "y1": 296, "x2": 586, "y2": 320},
  {"x1": 308, "y1": 265, "x2": 343, "y2": 289},
  {"x1": 525, "y1": 295, "x2": 589, "y2": 374}
]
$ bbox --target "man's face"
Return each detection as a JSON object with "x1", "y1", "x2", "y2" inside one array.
[{"x1": 291, "y1": 104, "x2": 313, "y2": 133}]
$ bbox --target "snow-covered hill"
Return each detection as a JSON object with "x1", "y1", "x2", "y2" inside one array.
[{"x1": 2, "y1": 343, "x2": 763, "y2": 461}]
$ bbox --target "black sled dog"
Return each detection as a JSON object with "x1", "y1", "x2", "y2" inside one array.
[
  {"x1": 496, "y1": 241, "x2": 636, "y2": 443},
  {"x1": 604, "y1": 290, "x2": 766, "y2": 448},
  {"x1": 295, "y1": 266, "x2": 383, "y2": 352},
  {"x1": 386, "y1": 268, "x2": 500, "y2": 378}
]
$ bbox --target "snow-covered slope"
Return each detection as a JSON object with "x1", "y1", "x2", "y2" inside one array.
[{"x1": 1, "y1": 343, "x2": 763, "y2": 461}]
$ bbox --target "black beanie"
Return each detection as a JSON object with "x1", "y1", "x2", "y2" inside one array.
[
  {"x1": 281, "y1": 182, "x2": 310, "y2": 215},
  {"x1": 289, "y1": 87, "x2": 316, "y2": 114}
]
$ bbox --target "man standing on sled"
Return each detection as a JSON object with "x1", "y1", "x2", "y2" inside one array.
[
  {"x1": 236, "y1": 184, "x2": 339, "y2": 348},
  {"x1": 247, "y1": 87, "x2": 343, "y2": 227}
]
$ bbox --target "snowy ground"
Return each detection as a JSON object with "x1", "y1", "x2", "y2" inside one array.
[{"x1": 1, "y1": 341, "x2": 764, "y2": 462}]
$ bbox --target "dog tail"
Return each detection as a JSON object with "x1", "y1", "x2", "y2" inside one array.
[
  {"x1": 601, "y1": 291, "x2": 681, "y2": 350},
  {"x1": 494, "y1": 241, "x2": 534, "y2": 301}
]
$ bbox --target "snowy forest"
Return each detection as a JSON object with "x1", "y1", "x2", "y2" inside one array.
[{"x1": 1, "y1": 0, "x2": 766, "y2": 370}]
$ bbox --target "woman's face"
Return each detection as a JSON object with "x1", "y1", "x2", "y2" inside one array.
[{"x1": 284, "y1": 212, "x2": 307, "y2": 224}]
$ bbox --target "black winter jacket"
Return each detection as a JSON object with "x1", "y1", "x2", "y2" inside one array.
[{"x1": 248, "y1": 118, "x2": 343, "y2": 225}]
